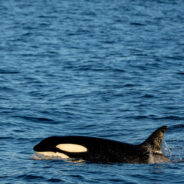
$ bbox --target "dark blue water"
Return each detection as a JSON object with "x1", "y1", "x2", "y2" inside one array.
[{"x1": 1, "y1": 0, "x2": 184, "y2": 183}]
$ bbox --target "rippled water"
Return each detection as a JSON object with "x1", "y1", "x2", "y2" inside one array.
[{"x1": 1, "y1": 0, "x2": 184, "y2": 183}]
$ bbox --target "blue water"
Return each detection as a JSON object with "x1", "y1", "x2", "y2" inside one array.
[{"x1": 1, "y1": 0, "x2": 184, "y2": 183}]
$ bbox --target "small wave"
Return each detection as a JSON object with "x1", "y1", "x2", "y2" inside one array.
[
  {"x1": 170, "y1": 124, "x2": 184, "y2": 129},
  {"x1": 0, "y1": 136, "x2": 13, "y2": 140},
  {"x1": 176, "y1": 72, "x2": 184, "y2": 75},
  {"x1": 168, "y1": 124, "x2": 184, "y2": 134},
  {"x1": 17, "y1": 174, "x2": 45, "y2": 180},
  {"x1": 14, "y1": 115, "x2": 57, "y2": 124},
  {"x1": 123, "y1": 83, "x2": 135, "y2": 87},
  {"x1": 128, "y1": 115, "x2": 184, "y2": 121},
  {"x1": 130, "y1": 22, "x2": 146, "y2": 26},
  {"x1": 150, "y1": 116, "x2": 184, "y2": 121},
  {"x1": 0, "y1": 86, "x2": 16, "y2": 93},
  {"x1": 47, "y1": 178, "x2": 62, "y2": 182},
  {"x1": 134, "y1": 115, "x2": 148, "y2": 120},
  {"x1": 141, "y1": 94, "x2": 155, "y2": 98},
  {"x1": 0, "y1": 69, "x2": 19, "y2": 74},
  {"x1": 159, "y1": 116, "x2": 184, "y2": 120}
]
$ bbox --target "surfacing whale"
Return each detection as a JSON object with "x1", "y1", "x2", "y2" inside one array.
[{"x1": 33, "y1": 126, "x2": 170, "y2": 164}]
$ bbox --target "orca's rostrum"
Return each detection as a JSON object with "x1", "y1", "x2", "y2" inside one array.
[{"x1": 33, "y1": 126, "x2": 170, "y2": 164}]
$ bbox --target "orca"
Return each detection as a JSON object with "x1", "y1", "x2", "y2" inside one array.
[{"x1": 33, "y1": 126, "x2": 170, "y2": 164}]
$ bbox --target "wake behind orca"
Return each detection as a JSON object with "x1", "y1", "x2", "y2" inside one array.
[{"x1": 33, "y1": 126, "x2": 170, "y2": 164}]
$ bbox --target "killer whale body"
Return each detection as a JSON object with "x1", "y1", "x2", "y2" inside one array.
[{"x1": 33, "y1": 126, "x2": 170, "y2": 164}]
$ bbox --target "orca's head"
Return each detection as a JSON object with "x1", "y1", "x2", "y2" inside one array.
[
  {"x1": 34, "y1": 136, "x2": 60, "y2": 152},
  {"x1": 33, "y1": 136, "x2": 88, "y2": 160}
]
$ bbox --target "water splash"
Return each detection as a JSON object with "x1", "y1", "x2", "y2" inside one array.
[
  {"x1": 31, "y1": 153, "x2": 64, "y2": 160},
  {"x1": 162, "y1": 140, "x2": 172, "y2": 157},
  {"x1": 31, "y1": 153, "x2": 85, "y2": 163},
  {"x1": 162, "y1": 140, "x2": 184, "y2": 162}
]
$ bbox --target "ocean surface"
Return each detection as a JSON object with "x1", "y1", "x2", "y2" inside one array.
[{"x1": 1, "y1": 0, "x2": 184, "y2": 183}]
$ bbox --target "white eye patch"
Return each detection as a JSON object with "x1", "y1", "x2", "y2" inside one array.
[{"x1": 56, "y1": 144, "x2": 88, "y2": 153}]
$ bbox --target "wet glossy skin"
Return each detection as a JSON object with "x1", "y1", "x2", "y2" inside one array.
[{"x1": 34, "y1": 126, "x2": 170, "y2": 164}]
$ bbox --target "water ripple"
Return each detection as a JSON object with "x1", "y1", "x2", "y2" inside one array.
[
  {"x1": 0, "y1": 69, "x2": 19, "y2": 74},
  {"x1": 13, "y1": 115, "x2": 58, "y2": 124},
  {"x1": 17, "y1": 174, "x2": 45, "y2": 180},
  {"x1": 47, "y1": 178, "x2": 62, "y2": 182}
]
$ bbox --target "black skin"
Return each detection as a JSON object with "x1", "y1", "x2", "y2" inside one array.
[
  {"x1": 34, "y1": 126, "x2": 169, "y2": 164},
  {"x1": 34, "y1": 136, "x2": 149, "y2": 163}
]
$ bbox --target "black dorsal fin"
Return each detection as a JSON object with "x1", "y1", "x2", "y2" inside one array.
[{"x1": 140, "y1": 126, "x2": 168, "y2": 154}]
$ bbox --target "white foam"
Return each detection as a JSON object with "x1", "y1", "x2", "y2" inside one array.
[
  {"x1": 32, "y1": 152, "x2": 85, "y2": 163},
  {"x1": 32, "y1": 151, "x2": 69, "y2": 160}
]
